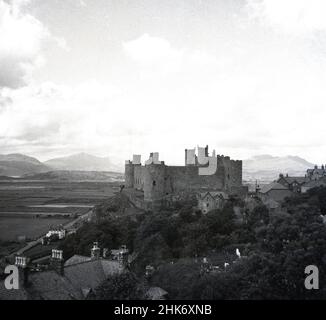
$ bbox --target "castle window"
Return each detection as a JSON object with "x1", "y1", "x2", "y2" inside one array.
[
  {"x1": 227, "y1": 174, "x2": 230, "y2": 180},
  {"x1": 153, "y1": 180, "x2": 156, "y2": 186}
]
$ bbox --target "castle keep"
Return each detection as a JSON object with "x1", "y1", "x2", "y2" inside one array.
[{"x1": 125, "y1": 146, "x2": 243, "y2": 208}]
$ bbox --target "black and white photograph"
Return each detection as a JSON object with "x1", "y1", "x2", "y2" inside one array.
[{"x1": 0, "y1": 0, "x2": 326, "y2": 306}]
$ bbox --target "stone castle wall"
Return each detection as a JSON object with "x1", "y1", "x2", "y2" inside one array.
[{"x1": 125, "y1": 148, "x2": 243, "y2": 203}]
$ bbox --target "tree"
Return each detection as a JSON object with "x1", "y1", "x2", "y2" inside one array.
[{"x1": 90, "y1": 272, "x2": 145, "y2": 300}]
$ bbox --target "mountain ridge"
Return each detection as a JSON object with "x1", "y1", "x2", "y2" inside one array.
[
  {"x1": 0, "y1": 152, "x2": 317, "y2": 180},
  {"x1": 44, "y1": 153, "x2": 121, "y2": 172},
  {"x1": 243, "y1": 154, "x2": 315, "y2": 181}
]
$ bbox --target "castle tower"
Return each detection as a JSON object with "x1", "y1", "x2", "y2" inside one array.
[
  {"x1": 185, "y1": 148, "x2": 196, "y2": 166},
  {"x1": 125, "y1": 155, "x2": 141, "y2": 188},
  {"x1": 143, "y1": 159, "x2": 166, "y2": 203},
  {"x1": 125, "y1": 161, "x2": 135, "y2": 188}
]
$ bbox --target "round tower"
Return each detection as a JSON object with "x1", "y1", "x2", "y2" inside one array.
[
  {"x1": 143, "y1": 163, "x2": 166, "y2": 202},
  {"x1": 125, "y1": 161, "x2": 135, "y2": 188}
]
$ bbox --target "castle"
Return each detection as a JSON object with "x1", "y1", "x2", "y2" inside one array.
[{"x1": 125, "y1": 145, "x2": 244, "y2": 208}]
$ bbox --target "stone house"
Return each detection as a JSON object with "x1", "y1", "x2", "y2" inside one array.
[
  {"x1": 258, "y1": 182, "x2": 293, "y2": 203},
  {"x1": 197, "y1": 191, "x2": 228, "y2": 214}
]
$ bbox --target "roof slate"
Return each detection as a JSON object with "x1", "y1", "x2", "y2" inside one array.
[
  {"x1": 260, "y1": 182, "x2": 289, "y2": 194},
  {"x1": 0, "y1": 258, "x2": 122, "y2": 300}
]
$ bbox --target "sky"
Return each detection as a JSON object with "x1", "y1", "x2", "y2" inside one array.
[{"x1": 1, "y1": 0, "x2": 326, "y2": 166}]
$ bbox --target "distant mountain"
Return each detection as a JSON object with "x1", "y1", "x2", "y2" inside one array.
[
  {"x1": 243, "y1": 154, "x2": 315, "y2": 182},
  {"x1": 44, "y1": 153, "x2": 122, "y2": 172},
  {"x1": 0, "y1": 154, "x2": 50, "y2": 177},
  {"x1": 24, "y1": 170, "x2": 124, "y2": 182}
]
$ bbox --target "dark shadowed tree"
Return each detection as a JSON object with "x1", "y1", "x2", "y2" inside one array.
[{"x1": 90, "y1": 272, "x2": 145, "y2": 300}]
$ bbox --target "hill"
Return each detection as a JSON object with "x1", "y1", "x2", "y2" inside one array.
[
  {"x1": 243, "y1": 154, "x2": 315, "y2": 181},
  {"x1": 44, "y1": 153, "x2": 121, "y2": 172},
  {"x1": 23, "y1": 170, "x2": 124, "y2": 182},
  {"x1": 0, "y1": 154, "x2": 50, "y2": 177}
]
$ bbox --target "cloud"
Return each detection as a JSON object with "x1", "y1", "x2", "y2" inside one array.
[
  {"x1": 122, "y1": 33, "x2": 223, "y2": 81},
  {"x1": 0, "y1": 81, "x2": 125, "y2": 158},
  {"x1": 123, "y1": 34, "x2": 182, "y2": 64},
  {"x1": 0, "y1": 0, "x2": 49, "y2": 88},
  {"x1": 2, "y1": 4, "x2": 326, "y2": 165},
  {"x1": 247, "y1": 0, "x2": 326, "y2": 35}
]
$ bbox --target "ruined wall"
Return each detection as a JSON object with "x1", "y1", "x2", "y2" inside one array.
[
  {"x1": 133, "y1": 165, "x2": 145, "y2": 190},
  {"x1": 125, "y1": 154, "x2": 243, "y2": 202},
  {"x1": 221, "y1": 156, "x2": 242, "y2": 191},
  {"x1": 143, "y1": 164, "x2": 167, "y2": 201},
  {"x1": 165, "y1": 162, "x2": 225, "y2": 194},
  {"x1": 124, "y1": 162, "x2": 134, "y2": 188}
]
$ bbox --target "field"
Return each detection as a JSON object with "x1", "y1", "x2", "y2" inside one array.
[
  {"x1": 0, "y1": 217, "x2": 69, "y2": 241},
  {"x1": 0, "y1": 178, "x2": 119, "y2": 241}
]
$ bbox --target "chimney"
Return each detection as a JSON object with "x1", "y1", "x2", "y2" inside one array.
[
  {"x1": 91, "y1": 242, "x2": 100, "y2": 260},
  {"x1": 51, "y1": 249, "x2": 64, "y2": 276},
  {"x1": 118, "y1": 245, "x2": 129, "y2": 268},
  {"x1": 145, "y1": 265, "x2": 155, "y2": 278},
  {"x1": 15, "y1": 256, "x2": 30, "y2": 287}
]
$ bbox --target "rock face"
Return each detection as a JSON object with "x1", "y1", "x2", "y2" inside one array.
[
  {"x1": 0, "y1": 154, "x2": 50, "y2": 177},
  {"x1": 243, "y1": 155, "x2": 315, "y2": 181}
]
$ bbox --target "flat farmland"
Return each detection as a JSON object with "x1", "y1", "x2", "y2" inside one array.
[
  {"x1": 0, "y1": 179, "x2": 120, "y2": 241},
  {"x1": 0, "y1": 217, "x2": 69, "y2": 241}
]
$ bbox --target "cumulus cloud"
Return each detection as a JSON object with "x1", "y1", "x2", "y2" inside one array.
[
  {"x1": 0, "y1": 81, "x2": 126, "y2": 159},
  {"x1": 0, "y1": 0, "x2": 49, "y2": 88},
  {"x1": 122, "y1": 33, "x2": 222, "y2": 76},
  {"x1": 1, "y1": 3, "x2": 326, "y2": 165}
]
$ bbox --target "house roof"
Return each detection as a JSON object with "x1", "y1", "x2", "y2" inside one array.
[
  {"x1": 0, "y1": 258, "x2": 122, "y2": 300},
  {"x1": 260, "y1": 182, "x2": 289, "y2": 194},
  {"x1": 307, "y1": 169, "x2": 326, "y2": 174},
  {"x1": 262, "y1": 198, "x2": 280, "y2": 209},
  {"x1": 0, "y1": 281, "x2": 29, "y2": 300},
  {"x1": 146, "y1": 287, "x2": 168, "y2": 300},
  {"x1": 28, "y1": 270, "x2": 82, "y2": 300},
  {"x1": 64, "y1": 255, "x2": 91, "y2": 267},
  {"x1": 198, "y1": 191, "x2": 228, "y2": 200},
  {"x1": 64, "y1": 258, "x2": 122, "y2": 293},
  {"x1": 279, "y1": 176, "x2": 308, "y2": 184},
  {"x1": 0, "y1": 270, "x2": 81, "y2": 301},
  {"x1": 303, "y1": 178, "x2": 326, "y2": 188}
]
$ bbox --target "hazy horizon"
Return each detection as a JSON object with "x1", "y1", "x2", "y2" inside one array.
[
  {"x1": 1, "y1": 0, "x2": 326, "y2": 165},
  {"x1": 0, "y1": 150, "x2": 320, "y2": 169}
]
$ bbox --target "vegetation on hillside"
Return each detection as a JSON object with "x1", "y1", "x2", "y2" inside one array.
[{"x1": 60, "y1": 187, "x2": 326, "y2": 299}]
